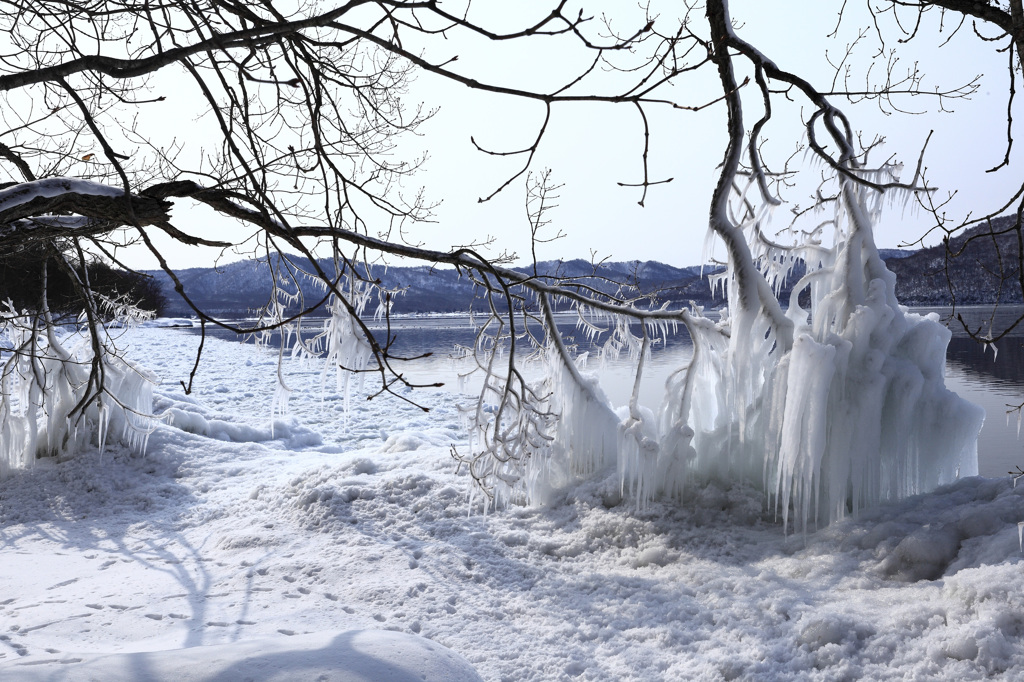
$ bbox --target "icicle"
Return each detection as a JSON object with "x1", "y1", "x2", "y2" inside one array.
[
  {"x1": 618, "y1": 329, "x2": 659, "y2": 509},
  {"x1": 666, "y1": 172, "x2": 983, "y2": 532}
]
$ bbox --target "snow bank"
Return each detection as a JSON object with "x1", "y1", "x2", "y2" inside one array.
[
  {"x1": 160, "y1": 403, "x2": 322, "y2": 448},
  {"x1": 1, "y1": 630, "x2": 483, "y2": 681},
  {"x1": 141, "y1": 318, "x2": 195, "y2": 328}
]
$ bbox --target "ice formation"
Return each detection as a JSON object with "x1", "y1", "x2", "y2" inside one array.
[
  {"x1": 670, "y1": 177, "x2": 982, "y2": 530},
  {"x1": 527, "y1": 318, "x2": 620, "y2": 506},
  {"x1": 316, "y1": 284, "x2": 374, "y2": 414},
  {"x1": 745, "y1": 180, "x2": 982, "y2": 531},
  {"x1": 458, "y1": 174, "x2": 983, "y2": 531}
]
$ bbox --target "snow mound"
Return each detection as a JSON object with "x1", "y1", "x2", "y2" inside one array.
[
  {"x1": 810, "y1": 476, "x2": 1024, "y2": 582},
  {"x1": 140, "y1": 318, "x2": 195, "y2": 328},
  {"x1": 267, "y1": 460, "x2": 461, "y2": 533},
  {"x1": 0, "y1": 629, "x2": 483, "y2": 681},
  {"x1": 160, "y1": 403, "x2": 322, "y2": 448}
]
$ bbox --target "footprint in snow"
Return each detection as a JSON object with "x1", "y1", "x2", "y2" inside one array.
[{"x1": 406, "y1": 583, "x2": 429, "y2": 598}]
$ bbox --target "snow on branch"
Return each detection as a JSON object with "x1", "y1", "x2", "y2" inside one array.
[{"x1": 0, "y1": 178, "x2": 171, "y2": 238}]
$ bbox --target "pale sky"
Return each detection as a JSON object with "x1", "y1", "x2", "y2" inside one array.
[{"x1": 124, "y1": 1, "x2": 1020, "y2": 271}]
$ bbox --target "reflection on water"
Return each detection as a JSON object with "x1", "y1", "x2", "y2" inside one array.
[
  {"x1": 944, "y1": 367, "x2": 1024, "y2": 478},
  {"x1": 945, "y1": 338, "x2": 1024, "y2": 477},
  {"x1": 182, "y1": 306, "x2": 1024, "y2": 478},
  {"x1": 947, "y1": 336, "x2": 1024, "y2": 385}
]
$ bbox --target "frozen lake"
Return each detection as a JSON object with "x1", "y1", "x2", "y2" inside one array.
[{"x1": 180, "y1": 306, "x2": 1024, "y2": 478}]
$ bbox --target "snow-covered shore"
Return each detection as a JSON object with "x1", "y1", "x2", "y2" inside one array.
[{"x1": 2, "y1": 327, "x2": 1024, "y2": 680}]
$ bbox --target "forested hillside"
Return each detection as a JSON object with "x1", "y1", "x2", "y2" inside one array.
[{"x1": 888, "y1": 215, "x2": 1023, "y2": 306}]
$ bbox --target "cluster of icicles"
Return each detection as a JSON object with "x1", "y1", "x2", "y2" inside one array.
[
  {"x1": 0, "y1": 271, "x2": 378, "y2": 479},
  {"x1": 259, "y1": 276, "x2": 375, "y2": 426},
  {"x1": 0, "y1": 306, "x2": 158, "y2": 478},
  {"x1": 466, "y1": 181, "x2": 984, "y2": 533}
]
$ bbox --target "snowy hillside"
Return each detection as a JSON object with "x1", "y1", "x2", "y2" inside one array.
[{"x1": 2, "y1": 327, "x2": 1024, "y2": 680}]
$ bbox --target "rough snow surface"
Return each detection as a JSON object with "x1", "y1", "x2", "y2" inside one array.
[{"x1": 2, "y1": 328, "x2": 1024, "y2": 680}]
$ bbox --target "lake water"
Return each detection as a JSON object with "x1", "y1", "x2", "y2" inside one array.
[{"x1": 181, "y1": 306, "x2": 1024, "y2": 478}]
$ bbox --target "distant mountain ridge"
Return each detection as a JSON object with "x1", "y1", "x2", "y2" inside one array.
[
  {"x1": 147, "y1": 228, "x2": 1018, "y2": 317},
  {"x1": 148, "y1": 257, "x2": 730, "y2": 317}
]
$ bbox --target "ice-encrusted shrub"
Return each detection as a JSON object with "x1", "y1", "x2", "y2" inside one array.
[
  {"x1": 456, "y1": 173, "x2": 983, "y2": 533},
  {"x1": 0, "y1": 303, "x2": 157, "y2": 477}
]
